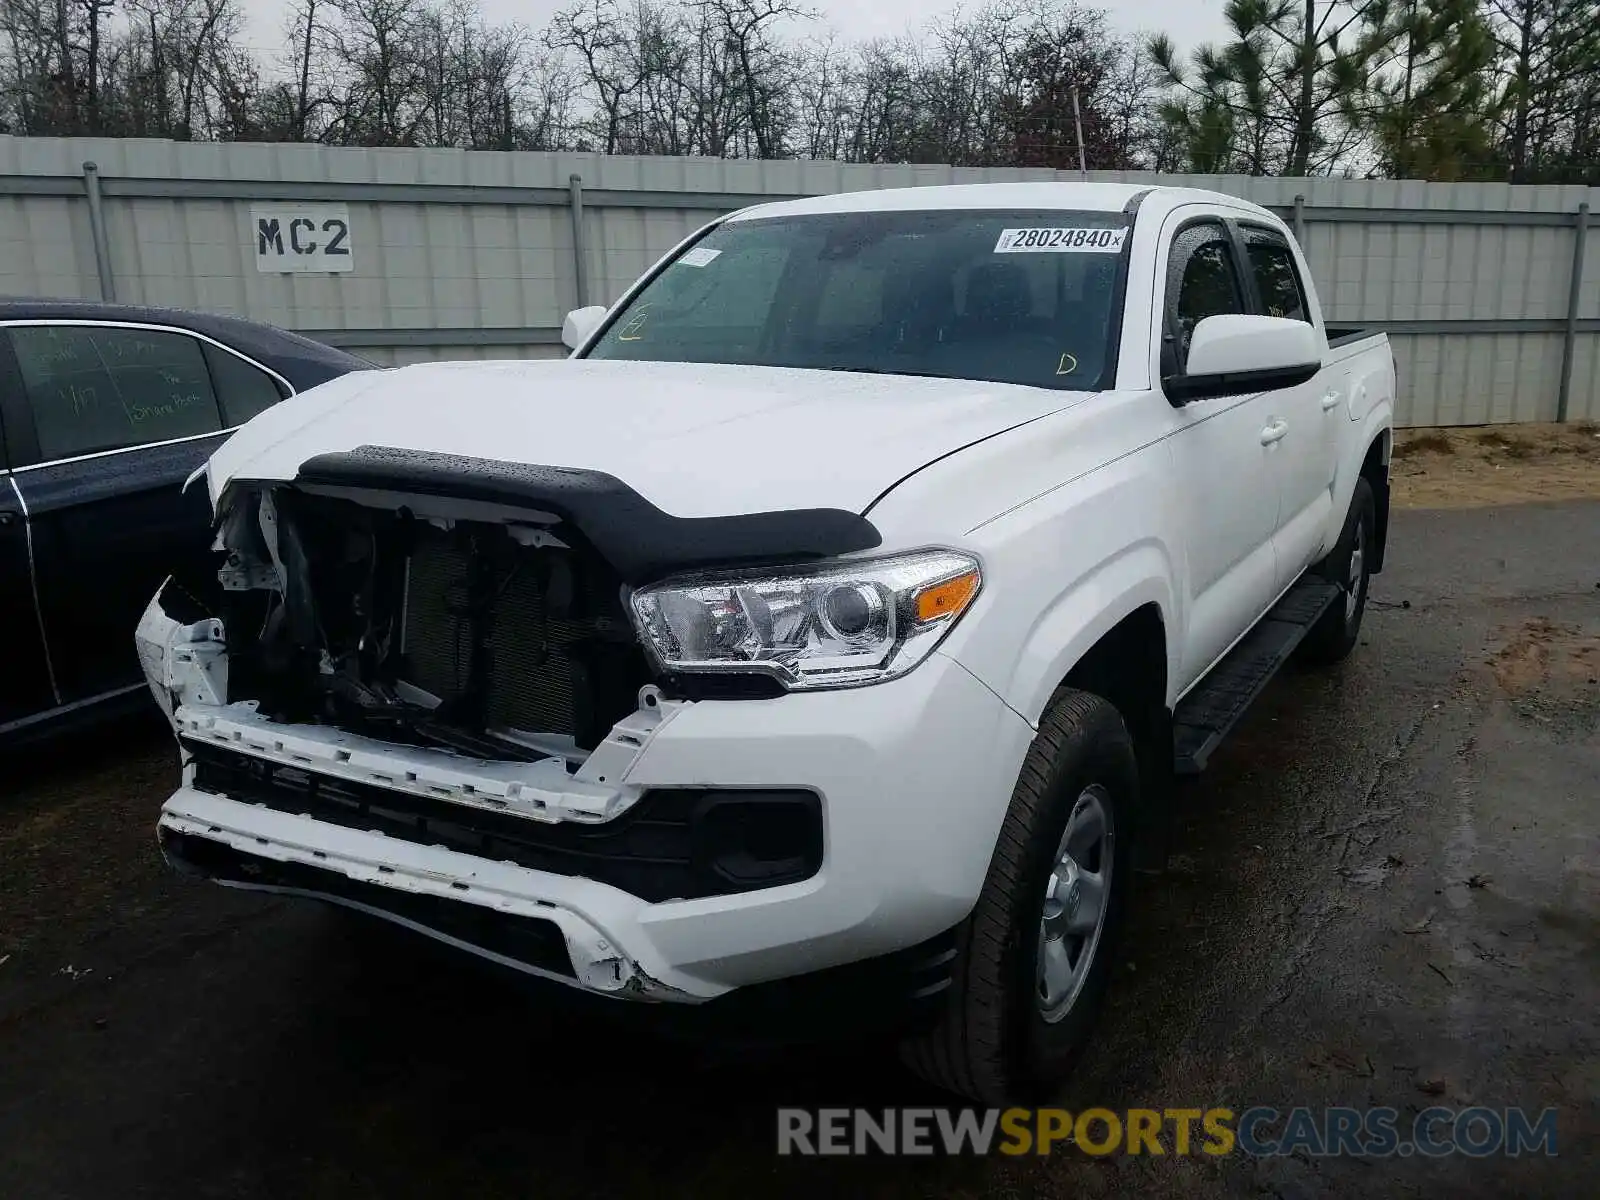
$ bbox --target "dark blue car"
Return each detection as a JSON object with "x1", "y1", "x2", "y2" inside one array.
[{"x1": 0, "y1": 299, "x2": 373, "y2": 743}]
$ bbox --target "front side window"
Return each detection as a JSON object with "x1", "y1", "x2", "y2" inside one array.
[
  {"x1": 1166, "y1": 222, "x2": 1247, "y2": 370},
  {"x1": 10, "y1": 325, "x2": 225, "y2": 460},
  {"x1": 585, "y1": 209, "x2": 1131, "y2": 390},
  {"x1": 1242, "y1": 227, "x2": 1310, "y2": 323}
]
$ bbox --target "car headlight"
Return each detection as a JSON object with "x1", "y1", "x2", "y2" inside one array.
[{"x1": 628, "y1": 549, "x2": 982, "y2": 691}]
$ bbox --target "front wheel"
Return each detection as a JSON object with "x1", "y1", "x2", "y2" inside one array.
[
  {"x1": 1299, "y1": 476, "x2": 1376, "y2": 667},
  {"x1": 900, "y1": 689, "x2": 1138, "y2": 1103}
]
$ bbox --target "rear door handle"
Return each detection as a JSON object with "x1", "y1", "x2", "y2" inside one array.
[
  {"x1": 1259, "y1": 419, "x2": 1289, "y2": 445},
  {"x1": 0, "y1": 511, "x2": 16, "y2": 527},
  {"x1": 1321, "y1": 391, "x2": 1343, "y2": 412}
]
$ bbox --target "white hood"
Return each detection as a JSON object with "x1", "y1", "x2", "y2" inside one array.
[{"x1": 206, "y1": 358, "x2": 1085, "y2": 518}]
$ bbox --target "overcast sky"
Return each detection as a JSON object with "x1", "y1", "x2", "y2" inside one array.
[{"x1": 241, "y1": 0, "x2": 1232, "y2": 64}]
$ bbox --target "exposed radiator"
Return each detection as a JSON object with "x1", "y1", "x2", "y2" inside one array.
[{"x1": 399, "y1": 523, "x2": 644, "y2": 747}]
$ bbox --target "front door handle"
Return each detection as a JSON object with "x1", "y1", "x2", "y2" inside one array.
[
  {"x1": 0, "y1": 511, "x2": 16, "y2": 527},
  {"x1": 1259, "y1": 419, "x2": 1290, "y2": 445},
  {"x1": 1320, "y1": 390, "x2": 1343, "y2": 412}
]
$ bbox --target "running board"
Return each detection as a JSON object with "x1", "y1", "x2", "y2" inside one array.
[{"x1": 1172, "y1": 578, "x2": 1342, "y2": 775}]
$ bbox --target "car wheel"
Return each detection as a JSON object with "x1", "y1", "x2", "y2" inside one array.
[
  {"x1": 1300, "y1": 476, "x2": 1376, "y2": 666},
  {"x1": 900, "y1": 688, "x2": 1138, "y2": 1103}
]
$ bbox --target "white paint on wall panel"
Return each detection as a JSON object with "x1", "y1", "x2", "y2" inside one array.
[{"x1": 250, "y1": 203, "x2": 354, "y2": 272}]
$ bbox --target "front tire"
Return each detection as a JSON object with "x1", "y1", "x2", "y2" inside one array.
[
  {"x1": 900, "y1": 689, "x2": 1139, "y2": 1103},
  {"x1": 1300, "y1": 476, "x2": 1376, "y2": 666}
]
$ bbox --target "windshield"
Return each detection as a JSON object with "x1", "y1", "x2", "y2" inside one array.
[{"x1": 584, "y1": 209, "x2": 1130, "y2": 390}]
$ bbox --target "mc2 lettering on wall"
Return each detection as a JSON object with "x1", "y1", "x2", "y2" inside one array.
[{"x1": 250, "y1": 203, "x2": 355, "y2": 273}]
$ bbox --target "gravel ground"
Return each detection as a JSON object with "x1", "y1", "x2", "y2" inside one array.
[{"x1": 1, "y1": 497, "x2": 1596, "y2": 1200}]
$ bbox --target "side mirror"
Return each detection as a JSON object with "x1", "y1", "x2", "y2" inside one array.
[
  {"x1": 561, "y1": 305, "x2": 608, "y2": 352},
  {"x1": 1163, "y1": 314, "x2": 1322, "y2": 404}
]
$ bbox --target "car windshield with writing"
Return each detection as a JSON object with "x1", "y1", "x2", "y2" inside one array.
[{"x1": 584, "y1": 209, "x2": 1131, "y2": 390}]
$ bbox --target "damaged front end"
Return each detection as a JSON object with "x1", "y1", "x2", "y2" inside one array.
[
  {"x1": 138, "y1": 471, "x2": 706, "y2": 1000},
  {"x1": 141, "y1": 448, "x2": 878, "y2": 1000},
  {"x1": 139, "y1": 469, "x2": 701, "y2": 827},
  {"x1": 202, "y1": 479, "x2": 660, "y2": 763}
]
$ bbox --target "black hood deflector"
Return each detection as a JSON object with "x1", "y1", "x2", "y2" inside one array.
[{"x1": 290, "y1": 445, "x2": 883, "y2": 583}]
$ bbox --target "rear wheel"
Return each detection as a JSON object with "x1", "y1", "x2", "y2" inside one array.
[
  {"x1": 1299, "y1": 476, "x2": 1375, "y2": 667},
  {"x1": 900, "y1": 688, "x2": 1138, "y2": 1103}
]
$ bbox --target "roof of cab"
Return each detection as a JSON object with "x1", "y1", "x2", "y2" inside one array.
[{"x1": 726, "y1": 181, "x2": 1277, "y2": 223}]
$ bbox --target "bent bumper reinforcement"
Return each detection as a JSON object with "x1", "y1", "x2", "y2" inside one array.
[
  {"x1": 162, "y1": 825, "x2": 579, "y2": 979},
  {"x1": 159, "y1": 820, "x2": 959, "y2": 1028},
  {"x1": 157, "y1": 810, "x2": 694, "y2": 1000}
]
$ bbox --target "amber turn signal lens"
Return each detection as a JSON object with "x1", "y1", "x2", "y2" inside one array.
[{"x1": 914, "y1": 570, "x2": 980, "y2": 623}]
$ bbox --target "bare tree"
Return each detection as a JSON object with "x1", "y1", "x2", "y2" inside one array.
[
  {"x1": 547, "y1": 0, "x2": 648, "y2": 152},
  {"x1": 281, "y1": 0, "x2": 328, "y2": 139},
  {"x1": 323, "y1": 0, "x2": 428, "y2": 145},
  {"x1": 792, "y1": 30, "x2": 852, "y2": 158},
  {"x1": 700, "y1": 0, "x2": 809, "y2": 157},
  {"x1": 517, "y1": 45, "x2": 578, "y2": 149},
  {"x1": 5, "y1": 0, "x2": 1581, "y2": 182}
]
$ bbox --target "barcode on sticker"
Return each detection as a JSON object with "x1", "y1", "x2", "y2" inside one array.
[{"x1": 994, "y1": 227, "x2": 1126, "y2": 254}]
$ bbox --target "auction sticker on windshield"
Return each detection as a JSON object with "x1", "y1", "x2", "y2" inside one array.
[{"x1": 994, "y1": 227, "x2": 1127, "y2": 253}]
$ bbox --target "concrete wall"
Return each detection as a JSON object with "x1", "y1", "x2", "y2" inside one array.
[{"x1": 3, "y1": 135, "x2": 1597, "y2": 425}]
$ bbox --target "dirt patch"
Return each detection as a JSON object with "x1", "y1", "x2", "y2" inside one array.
[
  {"x1": 1488, "y1": 616, "x2": 1600, "y2": 696},
  {"x1": 1392, "y1": 422, "x2": 1600, "y2": 509}
]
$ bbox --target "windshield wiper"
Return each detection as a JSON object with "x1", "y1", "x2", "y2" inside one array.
[{"x1": 831, "y1": 365, "x2": 954, "y2": 380}]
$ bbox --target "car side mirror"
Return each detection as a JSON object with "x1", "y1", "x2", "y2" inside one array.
[
  {"x1": 561, "y1": 305, "x2": 608, "y2": 352},
  {"x1": 1163, "y1": 314, "x2": 1322, "y2": 404}
]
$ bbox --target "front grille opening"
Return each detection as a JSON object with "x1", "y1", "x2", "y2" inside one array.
[
  {"x1": 226, "y1": 488, "x2": 653, "y2": 753},
  {"x1": 186, "y1": 741, "x2": 824, "y2": 903},
  {"x1": 400, "y1": 520, "x2": 647, "y2": 747}
]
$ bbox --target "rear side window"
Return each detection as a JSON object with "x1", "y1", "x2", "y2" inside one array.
[
  {"x1": 10, "y1": 325, "x2": 225, "y2": 460},
  {"x1": 1242, "y1": 227, "x2": 1310, "y2": 323},
  {"x1": 203, "y1": 342, "x2": 288, "y2": 426},
  {"x1": 1165, "y1": 221, "x2": 1246, "y2": 368}
]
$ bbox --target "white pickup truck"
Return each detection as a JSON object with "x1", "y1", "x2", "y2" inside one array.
[{"x1": 138, "y1": 182, "x2": 1395, "y2": 1102}]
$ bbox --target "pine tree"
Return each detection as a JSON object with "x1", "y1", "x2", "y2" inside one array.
[
  {"x1": 1150, "y1": 0, "x2": 1386, "y2": 176},
  {"x1": 1351, "y1": 0, "x2": 1500, "y2": 180}
]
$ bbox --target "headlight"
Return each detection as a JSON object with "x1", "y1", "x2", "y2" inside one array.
[{"x1": 629, "y1": 549, "x2": 982, "y2": 690}]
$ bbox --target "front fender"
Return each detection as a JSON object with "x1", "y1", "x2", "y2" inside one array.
[
  {"x1": 936, "y1": 444, "x2": 1183, "y2": 726},
  {"x1": 991, "y1": 544, "x2": 1176, "y2": 726},
  {"x1": 871, "y1": 393, "x2": 1183, "y2": 730}
]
